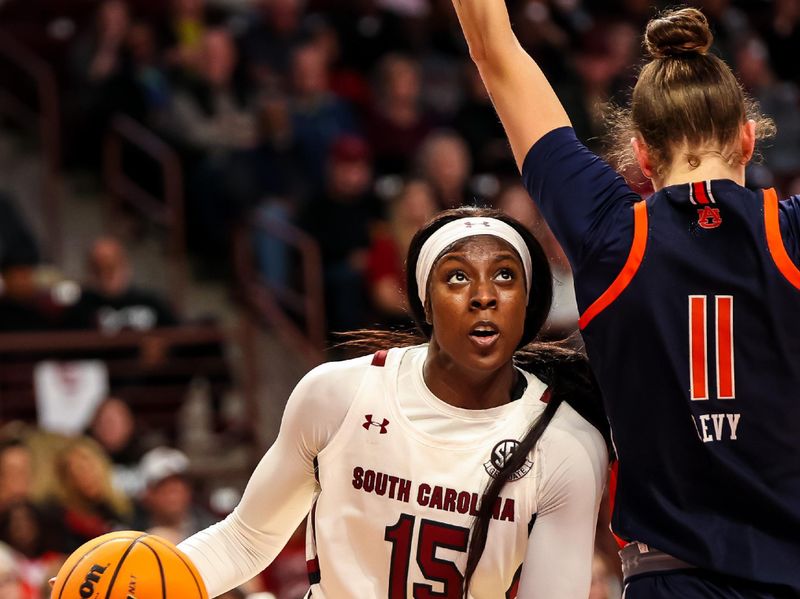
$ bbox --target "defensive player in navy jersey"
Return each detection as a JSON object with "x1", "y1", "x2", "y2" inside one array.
[{"x1": 452, "y1": 2, "x2": 800, "y2": 598}]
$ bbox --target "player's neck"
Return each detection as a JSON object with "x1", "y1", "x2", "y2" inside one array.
[
  {"x1": 422, "y1": 346, "x2": 517, "y2": 410},
  {"x1": 653, "y1": 156, "x2": 746, "y2": 191}
]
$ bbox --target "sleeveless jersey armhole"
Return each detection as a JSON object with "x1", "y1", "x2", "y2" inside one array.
[
  {"x1": 764, "y1": 187, "x2": 800, "y2": 290},
  {"x1": 312, "y1": 354, "x2": 390, "y2": 466},
  {"x1": 579, "y1": 200, "x2": 649, "y2": 329}
]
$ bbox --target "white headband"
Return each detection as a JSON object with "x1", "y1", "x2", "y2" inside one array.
[{"x1": 415, "y1": 217, "x2": 533, "y2": 305}]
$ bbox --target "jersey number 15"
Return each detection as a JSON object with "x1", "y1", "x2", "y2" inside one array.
[{"x1": 385, "y1": 514, "x2": 469, "y2": 598}]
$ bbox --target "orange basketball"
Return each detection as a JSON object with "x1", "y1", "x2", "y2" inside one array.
[{"x1": 51, "y1": 531, "x2": 208, "y2": 599}]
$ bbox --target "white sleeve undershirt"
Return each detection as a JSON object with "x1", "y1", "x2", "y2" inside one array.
[
  {"x1": 518, "y1": 404, "x2": 608, "y2": 597},
  {"x1": 178, "y1": 357, "x2": 365, "y2": 597},
  {"x1": 178, "y1": 348, "x2": 608, "y2": 599}
]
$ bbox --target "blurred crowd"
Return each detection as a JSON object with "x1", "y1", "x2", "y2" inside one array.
[
  {"x1": 3, "y1": 0, "x2": 800, "y2": 336},
  {"x1": 2, "y1": 0, "x2": 800, "y2": 597},
  {"x1": 54, "y1": 0, "x2": 800, "y2": 338},
  {"x1": 0, "y1": 412, "x2": 226, "y2": 599}
]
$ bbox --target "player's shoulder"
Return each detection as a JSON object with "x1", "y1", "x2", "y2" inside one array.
[
  {"x1": 540, "y1": 401, "x2": 608, "y2": 471},
  {"x1": 296, "y1": 352, "x2": 382, "y2": 398}
]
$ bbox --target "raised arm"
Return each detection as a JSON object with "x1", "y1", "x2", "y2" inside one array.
[{"x1": 451, "y1": 0, "x2": 570, "y2": 169}]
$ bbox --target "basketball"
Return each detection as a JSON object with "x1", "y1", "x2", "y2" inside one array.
[{"x1": 50, "y1": 531, "x2": 208, "y2": 599}]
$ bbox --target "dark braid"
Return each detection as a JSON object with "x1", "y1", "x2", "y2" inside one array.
[{"x1": 463, "y1": 340, "x2": 606, "y2": 593}]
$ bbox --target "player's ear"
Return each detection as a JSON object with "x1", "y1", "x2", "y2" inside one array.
[
  {"x1": 631, "y1": 136, "x2": 654, "y2": 179},
  {"x1": 740, "y1": 119, "x2": 756, "y2": 164}
]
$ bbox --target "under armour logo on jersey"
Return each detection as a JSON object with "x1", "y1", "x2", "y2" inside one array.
[
  {"x1": 697, "y1": 206, "x2": 722, "y2": 229},
  {"x1": 363, "y1": 415, "x2": 389, "y2": 434},
  {"x1": 484, "y1": 439, "x2": 534, "y2": 481}
]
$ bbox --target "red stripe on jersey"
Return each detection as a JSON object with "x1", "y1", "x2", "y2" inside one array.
[
  {"x1": 716, "y1": 296, "x2": 735, "y2": 399},
  {"x1": 372, "y1": 350, "x2": 388, "y2": 367},
  {"x1": 689, "y1": 296, "x2": 709, "y2": 400},
  {"x1": 579, "y1": 201, "x2": 648, "y2": 329},
  {"x1": 307, "y1": 501, "x2": 321, "y2": 584},
  {"x1": 693, "y1": 182, "x2": 710, "y2": 205},
  {"x1": 306, "y1": 557, "x2": 321, "y2": 582},
  {"x1": 764, "y1": 187, "x2": 800, "y2": 290},
  {"x1": 539, "y1": 388, "x2": 553, "y2": 404},
  {"x1": 505, "y1": 565, "x2": 522, "y2": 599}
]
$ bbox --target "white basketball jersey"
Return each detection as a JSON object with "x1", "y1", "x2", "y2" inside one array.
[{"x1": 305, "y1": 346, "x2": 550, "y2": 599}]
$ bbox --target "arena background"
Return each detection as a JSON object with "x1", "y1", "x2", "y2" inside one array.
[{"x1": 0, "y1": 0, "x2": 798, "y2": 597}]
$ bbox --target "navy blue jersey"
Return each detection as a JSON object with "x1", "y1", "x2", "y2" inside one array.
[{"x1": 523, "y1": 127, "x2": 800, "y2": 591}]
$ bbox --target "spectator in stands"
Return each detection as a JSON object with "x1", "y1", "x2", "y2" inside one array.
[
  {"x1": 67, "y1": 0, "x2": 132, "y2": 167},
  {"x1": 240, "y1": 0, "x2": 310, "y2": 89},
  {"x1": 569, "y1": 26, "x2": 627, "y2": 149},
  {"x1": 49, "y1": 437, "x2": 132, "y2": 549},
  {"x1": 86, "y1": 397, "x2": 151, "y2": 497},
  {"x1": 159, "y1": 0, "x2": 208, "y2": 73},
  {"x1": 167, "y1": 27, "x2": 255, "y2": 155},
  {"x1": 309, "y1": 21, "x2": 373, "y2": 116},
  {"x1": 327, "y1": 0, "x2": 409, "y2": 72},
  {"x1": 735, "y1": 35, "x2": 800, "y2": 182},
  {"x1": 250, "y1": 94, "x2": 306, "y2": 202},
  {"x1": 761, "y1": 0, "x2": 800, "y2": 86},
  {"x1": 290, "y1": 42, "x2": 358, "y2": 192},
  {"x1": 300, "y1": 135, "x2": 378, "y2": 332},
  {"x1": 0, "y1": 501, "x2": 64, "y2": 593},
  {"x1": 454, "y1": 61, "x2": 516, "y2": 176},
  {"x1": 0, "y1": 193, "x2": 66, "y2": 332},
  {"x1": 121, "y1": 20, "x2": 173, "y2": 125},
  {"x1": 0, "y1": 542, "x2": 24, "y2": 599},
  {"x1": 0, "y1": 439, "x2": 33, "y2": 512},
  {"x1": 366, "y1": 54, "x2": 434, "y2": 176},
  {"x1": 165, "y1": 27, "x2": 263, "y2": 258},
  {"x1": 366, "y1": 178, "x2": 436, "y2": 324},
  {"x1": 68, "y1": 237, "x2": 177, "y2": 333},
  {"x1": 416, "y1": 130, "x2": 472, "y2": 209},
  {"x1": 134, "y1": 447, "x2": 214, "y2": 544},
  {"x1": 249, "y1": 94, "x2": 309, "y2": 290}
]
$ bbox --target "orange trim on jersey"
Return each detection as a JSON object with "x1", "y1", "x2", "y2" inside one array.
[
  {"x1": 607, "y1": 461, "x2": 627, "y2": 548},
  {"x1": 579, "y1": 201, "x2": 649, "y2": 329},
  {"x1": 764, "y1": 187, "x2": 800, "y2": 290}
]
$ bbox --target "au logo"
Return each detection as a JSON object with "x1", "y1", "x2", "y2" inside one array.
[
  {"x1": 697, "y1": 206, "x2": 722, "y2": 229},
  {"x1": 484, "y1": 440, "x2": 533, "y2": 481}
]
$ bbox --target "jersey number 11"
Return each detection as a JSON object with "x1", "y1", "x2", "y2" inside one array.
[{"x1": 689, "y1": 295, "x2": 735, "y2": 400}]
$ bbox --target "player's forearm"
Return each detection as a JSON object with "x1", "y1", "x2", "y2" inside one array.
[
  {"x1": 451, "y1": 0, "x2": 518, "y2": 67},
  {"x1": 451, "y1": 0, "x2": 570, "y2": 168}
]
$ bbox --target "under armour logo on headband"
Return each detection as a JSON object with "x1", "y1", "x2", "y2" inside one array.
[
  {"x1": 415, "y1": 217, "x2": 533, "y2": 305},
  {"x1": 464, "y1": 221, "x2": 492, "y2": 229}
]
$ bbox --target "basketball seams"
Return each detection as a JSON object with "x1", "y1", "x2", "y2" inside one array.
[
  {"x1": 139, "y1": 539, "x2": 167, "y2": 599},
  {"x1": 56, "y1": 535, "x2": 141, "y2": 599},
  {"x1": 145, "y1": 535, "x2": 206, "y2": 598},
  {"x1": 54, "y1": 532, "x2": 205, "y2": 599},
  {"x1": 103, "y1": 534, "x2": 147, "y2": 599}
]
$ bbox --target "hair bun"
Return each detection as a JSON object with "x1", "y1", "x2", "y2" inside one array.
[{"x1": 644, "y1": 8, "x2": 713, "y2": 59}]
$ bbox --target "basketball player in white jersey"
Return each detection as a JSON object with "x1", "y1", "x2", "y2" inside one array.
[{"x1": 178, "y1": 207, "x2": 609, "y2": 598}]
